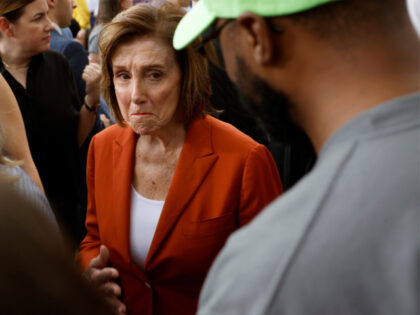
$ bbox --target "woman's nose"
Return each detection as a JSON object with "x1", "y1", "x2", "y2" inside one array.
[
  {"x1": 131, "y1": 80, "x2": 147, "y2": 104},
  {"x1": 45, "y1": 16, "x2": 54, "y2": 32}
]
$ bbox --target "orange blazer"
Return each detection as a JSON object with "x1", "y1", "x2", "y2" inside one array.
[{"x1": 78, "y1": 115, "x2": 282, "y2": 315}]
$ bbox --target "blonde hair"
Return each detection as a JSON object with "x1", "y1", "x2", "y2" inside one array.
[{"x1": 99, "y1": 3, "x2": 212, "y2": 126}]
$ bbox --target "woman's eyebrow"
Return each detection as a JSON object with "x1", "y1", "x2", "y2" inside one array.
[
  {"x1": 32, "y1": 10, "x2": 49, "y2": 19},
  {"x1": 142, "y1": 64, "x2": 165, "y2": 71},
  {"x1": 112, "y1": 64, "x2": 165, "y2": 70}
]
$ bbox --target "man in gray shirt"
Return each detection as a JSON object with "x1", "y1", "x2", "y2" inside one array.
[{"x1": 174, "y1": 0, "x2": 420, "y2": 314}]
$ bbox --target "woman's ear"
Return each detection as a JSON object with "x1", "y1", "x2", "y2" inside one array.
[
  {"x1": 237, "y1": 12, "x2": 276, "y2": 66},
  {"x1": 0, "y1": 17, "x2": 13, "y2": 38}
]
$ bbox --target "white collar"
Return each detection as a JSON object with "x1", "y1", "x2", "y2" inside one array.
[{"x1": 52, "y1": 22, "x2": 63, "y2": 36}]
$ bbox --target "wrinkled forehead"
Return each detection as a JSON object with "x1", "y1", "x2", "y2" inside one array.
[{"x1": 111, "y1": 34, "x2": 178, "y2": 68}]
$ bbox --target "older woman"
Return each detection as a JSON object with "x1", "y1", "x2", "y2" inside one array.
[
  {"x1": 0, "y1": 0, "x2": 101, "y2": 243},
  {"x1": 78, "y1": 3, "x2": 283, "y2": 315}
]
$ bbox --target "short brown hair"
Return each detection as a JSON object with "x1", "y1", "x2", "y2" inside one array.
[
  {"x1": 288, "y1": 0, "x2": 404, "y2": 47},
  {"x1": 99, "y1": 3, "x2": 212, "y2": 126}
]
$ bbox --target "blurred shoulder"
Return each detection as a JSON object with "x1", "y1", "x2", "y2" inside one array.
[
  {"x1": 42, "y1": 50, "x2": 68, "y2": 64},
  {"x1": 40, "y1": 50, "x2": 72, "y2": 73},
  {"x1": 63, "y1": 40, "x2": 87, "y2": 55}
]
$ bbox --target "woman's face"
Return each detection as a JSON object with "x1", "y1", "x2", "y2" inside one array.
[
  {"x1": 8, "y1": 0, "x2": 54, "y2": 57},
  {"x1": 112, "y1": 36, "x2": 183, "y2": 136}
]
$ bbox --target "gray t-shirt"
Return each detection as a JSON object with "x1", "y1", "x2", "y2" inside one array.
[
  {"x1": 198, "y1": 93, "x2": 420, "y2": 315},
  {"x1": 88, "y1": 24, "x2": 104, "y2": 54}
]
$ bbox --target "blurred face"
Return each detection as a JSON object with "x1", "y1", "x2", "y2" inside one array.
[
  {"x1": 217, "y1": 19, "x2": 307, "y2": 145},
  {"x1": 8, "y1": 0, "x2": 54, "y2": 56},
  {"x1": 234, "y1": 57, "x2": 310, "y2": 146},
  {"x1": 54, "y1": 0, "x2": 76, "y2": 28},
  {"x1": 112, "y1": 36, "x2": 182, "y2": 136}
]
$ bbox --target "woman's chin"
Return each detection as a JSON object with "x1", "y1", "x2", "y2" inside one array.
[
  {"x1": 37, "y1": 45, "x2": 50, "y2": 55},
  {"x1": 130, "y1": 123, "x2": 155, "y2": 136}
]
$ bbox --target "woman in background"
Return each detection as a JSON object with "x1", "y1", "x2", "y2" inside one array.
[{"x1": 0, "y1": 0, "x2": 101, "y2": 244}]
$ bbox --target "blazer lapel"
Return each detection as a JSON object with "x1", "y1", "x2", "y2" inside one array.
[
  {"x1": 145, "y1": 117, "x2": 218, "y2": 266},
  {"x1": 111, "y1": 126, "x2": 137, "y2": 266}
]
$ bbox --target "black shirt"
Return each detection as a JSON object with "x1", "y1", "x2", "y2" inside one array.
[{"x1": 1, "y1": 51, "x2": 84, "y2": 242}]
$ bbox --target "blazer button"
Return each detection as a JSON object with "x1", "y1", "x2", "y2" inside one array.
[{"x1": 144, "y1": 281, "x2": 151, "y2": 289}]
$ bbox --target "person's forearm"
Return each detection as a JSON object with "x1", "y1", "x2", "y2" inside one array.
[
  {"x1": 77, "y1": 103, "x2": 97, "y2": 148},
  {"x1": 79, "y1": 61, "x2": 101, "y2": 147}
]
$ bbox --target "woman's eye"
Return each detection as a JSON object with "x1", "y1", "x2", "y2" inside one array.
[
  {"x1": 149, "y1": 72, "x2": 162, "y2": 80},
  {"x1": 116, "y1": 73, "x2": 130, "y2": 80}
]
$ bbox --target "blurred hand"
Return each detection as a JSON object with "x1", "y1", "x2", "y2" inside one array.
[
  {"x1": 82, "y1": 62, "x2": 101, "y2": 108},
  {"x1": 100, "y1": 113, "x2": 111, "y2": 128},
  {"x1": 84, "y1": 245, "x2": 126, "y2": 315}
]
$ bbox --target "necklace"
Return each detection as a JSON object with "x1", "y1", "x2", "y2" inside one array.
[{"x1": 1, "y1": 59, "x2": 29, "y2": 71}]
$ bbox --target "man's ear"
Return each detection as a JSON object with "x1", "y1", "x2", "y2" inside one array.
[
  {"x1": 237, "y1": 12, "x2": 276, "y2": 66},
  {"x1": 46, "y1": 0, "x2": 56, "y2": 10},
  {"x1": 0, "y1": 17, "x2": 13, "y2": 38}
]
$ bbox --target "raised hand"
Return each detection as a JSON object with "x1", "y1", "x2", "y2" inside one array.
[{"x1": 82, "y1": 62, "x2": 101, "y2": 110}]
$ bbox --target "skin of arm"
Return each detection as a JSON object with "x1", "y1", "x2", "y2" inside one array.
[{"x1": 0, "y1": 74, "x2": 44, "y2": 192}]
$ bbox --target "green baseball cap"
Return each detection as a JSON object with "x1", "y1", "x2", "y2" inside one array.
[{"x1": 173, "y1": 0, "x2": 340, "y2": 50}]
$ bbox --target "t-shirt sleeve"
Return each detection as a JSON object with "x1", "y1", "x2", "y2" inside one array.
[{"x1": 88, "y1": 25, "x2": 102, "y2": 54}]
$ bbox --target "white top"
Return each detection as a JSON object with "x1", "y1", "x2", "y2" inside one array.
[{"x1": 130, "y1": 185, "x2": 165, "y2": 269}]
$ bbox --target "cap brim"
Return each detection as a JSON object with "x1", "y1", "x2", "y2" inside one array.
[{"x1": 173, "y1": 1, "x2": 216, "y2": 50}]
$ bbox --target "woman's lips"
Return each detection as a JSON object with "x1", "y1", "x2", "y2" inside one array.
[{"x1": 131, "y1": 113, "x2": 152, "y2": 116}]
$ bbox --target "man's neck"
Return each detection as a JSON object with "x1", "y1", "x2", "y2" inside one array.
[
  {"x1": 289, "y1": 30, "x2": 420, "y2": 153},
  {"x1": 294, "y1": 69, "x2": 417, "y2": 155},
  {"x1": 300, "y1": 76, "x2": 419, "y2": 154},
  {"x1": 47, "y1": 13, "x2": 63, "y2": 32}
]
